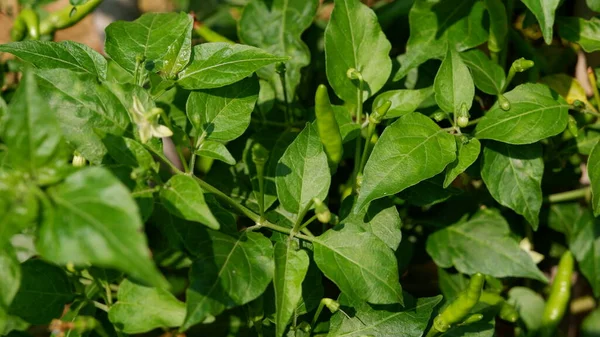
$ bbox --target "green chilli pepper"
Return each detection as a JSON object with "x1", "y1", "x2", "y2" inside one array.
[
  {"x1": 11, "y1": 8, "x2": 40, "y2": 41},
  {"x1": 315, "y1": 84, "x2": 343, "y2": 167},
  {"x1": 456, "y1": 102, "x2": 470, "y2": 128},
  {"x1": 540, "y1": 251, "x2": 574, "y2": 337},
  {"x1": 431, "y1": 273, "x2": 485, "y2": 335},
  {"x1": 498, "y1": 94, "x2": 511, "y2": 111},
  {"x1": 313, "y1": 198, "x2": 331, "y2": 224},
  {"x1": 39, "y1": 0, "x2": 103, "y2": 36},
  {"x1": 11, "y1": 15, "x2": 27, "y2": 41},
  {"x1": 567, "y1": 115, "x2": 578, "y2": 137}
]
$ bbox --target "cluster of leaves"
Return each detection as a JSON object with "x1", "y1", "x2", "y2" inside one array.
[{"x1": 1, "y1": 0, "x2": 600, "y2": 336}]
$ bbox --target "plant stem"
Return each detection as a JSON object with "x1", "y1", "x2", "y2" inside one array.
[
  {"x1": 544, "y1": 187, "x2": 590, "y2": 203},
  {"x1": 194, "y1": 22, "x2": 234, "y2": 43},
  {"x1": 256, "y1": 163, "x2": 266, "y2": 219},
  {"x1": 352, "y1": 77, "x2": 365, "y2": 193},
  {"x1": 188, "y1": 132, "x2": 206, "y2": 175},
  {"x1": 588, "y1": 68, "x2": 600, "y2": 111},
  {"x1": 291, "y1": 200, "x2": 315, "y2": 237},
  {"x1": 93, "y1": 301, "x2": 109, "y2": 312},
  {"x1": 466, "y1": 117, "x2": 482, "y2": 126},
  {"x1": 298, "y1": 214, "x2": 318, "y2": 232},
  {"x1": 358, "y1": 121, "x2": 376, "y2": 175},
  {"x1": 130, "y1": 186, "x2": 161, "y2": 197},
  {"x1": 311, "y1": 300, "x2": 326, "y2": 328},
  {"x1": 145, "y1": 144, "x2": 182, "y2": 173},
  {"x1": 259, "y1": 222, "x2": 315, "y2": 243},
  {"x1": 278, "y1": 66, "x2": 292, "y2": 124},
  {"x1": 161, "y1": 150, "x2": 314, "y2": 243},
  {"x1": 193, "y1": 175, "x2": 260, "y2": 222},
  {"x1": 104, "y1": 282, "x2": 113, "y2": 306}
]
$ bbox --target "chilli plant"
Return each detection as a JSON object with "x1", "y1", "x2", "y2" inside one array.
[{"x1": 2, "y1": 0, "x2": 600, "y2": 336}]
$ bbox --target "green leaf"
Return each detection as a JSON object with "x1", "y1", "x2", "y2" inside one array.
[
  {"x1": 177, "y1": 43, "x2": 287, "y2": 90},
  {"x1": 393, "y1": 0, "x2": 487, "y2": 81},
  {"x1": 521, "y1": 0, "x2": 561, "y2": 44},
  {"x1": 159, "y1": 174, "x2": 220, "y2": 230},
  {"x1": 0, "y1": 178, "x2": 39, "y2": 245},
  {"x1": 108, "y1": 279, "x2": 186, "y2": 334},
  {"x1": 475, "y1": 83, "x2": 570, "y2": 144},
  {"x1": 481, "y1": 141, "x2": 543, "y2": 229},
  {"x1": 273, "y1": 241, "x2": 309, "y2": 337},
  {"x1": 324, "y1": 0, "x2": 391, "y2": 105},
  {"x1": 276, "y1": 123, "x2": 331, "y2": 215},
  {"x1": 186, "y1": 77, "x2": 259, "y2": 142},
  {"x1": 507, "y1": 287, "x2": 545, "y2": 332},
  {"x1": 313, "y1": 226, "x2": 403, "y2": 304},
  {"x1": 587, "y1": 0, "x2": 600, "y2": 11},
  {"x1": 340, "y1": 197, "x2": 402, "y2": 251},
  {"x1": 372, "y1": 87, "x2": 434, "y2": 119},
  {"x1": 37, "y1": 167, "x2": 168, "y2": 289},
  {"x1": 333, "y1": 106, "x2": 360, "y2": 143},
  {"x1": 196, "y1": 141, "x2": 235, "y2": 165},
  {"x1": 460, "y1": 49, "x2": 506, "y2": 95},
  {"x1": 548, "y1": 203, "x2": 584, "y2": 237},
  {"x1": 244, "y1": 133, "x2": 290, "y2": 213},
  {"x1": 568, "y1": 211, "x2": 600, "y2": 297},
  {"x1": 102, "y1": 134, "x2": 157, "y2": 172},
  {"x1": 398, "y1": 174, "x2": 462, "y2": 207},
  {"x1": 183, "y1": 231, "x2": 274, "y2": 331},
  {"x1": 485, "y1": 0, "x2": 508, "y2": 53},
  {"x1": 590, "y1": 141, "x2": 600, "y2": 217},
  {"x1": 539, "y1": 74, "x2": 595, "y2": 111},
  {"x1": 296, "y1": 261, "x2": 324, "y2": 315},
  {"x1": 426, "y1": 208, "x2": 547, "y2": 282},
  {"x1": 9, "y1": 259, "x2": 73, "y2": 324},
  {"x1": 238, "y1": 0, "x2": 319, "y2": 102},
  {"x1": 0, "y1": 41, "x2": 107, "y2": 79},
  {"x1": 0, "y1": 246, "x2": 20, "y2": 318},
  {"x1": 1, "y1": 71, "x2": 67, "y2": 181},
  {"x1": 438, "y1": 268, "x2": 468, "y2": 300},
  {"x1": 328, "y1": 294, "x2": 442, "y2": 337},
  {"x1": 582, "y1": 308, "x2": 600, "y2": 337},
  {"x1": 557, "y1": 17, "x2": 600, "y2": 53},
  {"x1": 356, "y1": 112, "x2": 456, "y2": 211},
  {"x1": 434, "y1": 46, "x2": 475, "y2": 113},
  {"x1": 444, "y1": 137, "x2": 481, "y2": 187},
  {"x1": 105, "y1": 12, "x2": 193, "y2": 78},
  {"x1": 34, "y1": 69, "x2": 132, "y2": 164}
]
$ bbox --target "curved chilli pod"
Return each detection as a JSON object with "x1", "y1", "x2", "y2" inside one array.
[
  {"x1": 314, "y1": 84, "x2": 343, "y2": 168},
  {"x1": 540, "y1": 251, "x2": 574, "y2": 337},
  {"x1": 429, "y1": 273, "x2": 485, "y2": 336}
]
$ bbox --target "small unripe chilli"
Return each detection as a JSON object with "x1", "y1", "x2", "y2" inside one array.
[
  {"x1": 72, "y1": 152, "x2": 86, "y2": 167},
  {"x1": 457, "y1": 116, "x2": 469, "y2": 128},
  {"x1": 568, "y1": 115, "x2": 579, "y2": 137},
  {"x1": 512, "y1": 58, "x2": 535, "y2": 72},
  {"x1": 313, "y1": 198, "x2": 331, "y2": 224},
  {"x1": 456, "y1": 103, "x2": 470, "y2": 128},
  {"x1": 322, "y1": 298, "x2": 340, "y2": 313},
  {"x1": 369, "y1": 100, "x2": 391, "y2": 124},
  {"x1": 459, "y1": 314, "x2": 484, "y2": 326},
  {"x1": 251, "y1": 143, "x2": 269, "y2": 166},
  {"x1": 346, "y1": 68, "x2": 362, "y2": 81},
  {"x1": 499, "y1": 302, "x2": 519, "y2": 323},
  {"x1": 498, "y1": 94, "x2": 511, "y2": 111},
  {"x1": 431, "y1": 111, "x2": 447, "y2": 122}
]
